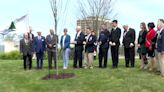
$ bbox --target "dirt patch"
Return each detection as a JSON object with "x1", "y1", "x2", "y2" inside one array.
[{"x1": 42, "y1": 73, "x2": 75, "y2": 80}]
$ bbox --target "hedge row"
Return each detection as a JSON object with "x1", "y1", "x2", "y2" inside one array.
[{"x1": 0, "y1": 49, "x2": 74, "y2": 60}]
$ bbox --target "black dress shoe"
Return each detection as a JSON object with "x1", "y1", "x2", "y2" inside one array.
[
  {"x1": 112, "y1": 66, "x2": 117, "y2": 69},
  {"x1": 131, "y1": 66, "x2": 135, "y2": 68},
  {"x1": 103, "y1": 66, "x2": 107, "y2": 68},
  {"x1": 73, "y1": 66, "x2": 77, "y2": 68},
  {"x1": 99, "y1": 66, "x2": 102, "y2": 68}
]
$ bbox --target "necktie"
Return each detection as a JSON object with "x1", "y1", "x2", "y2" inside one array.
[
  {"x1": 75, "y1": 33, "x2": 78, "y2": 40},
  {"x1": 124, "y1": 31, "x2": 127, "y2": 38}
]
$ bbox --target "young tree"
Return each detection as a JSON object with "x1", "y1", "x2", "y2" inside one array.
[{"x1": 49, "y1": 0, "x2": 69, "y2": 75}]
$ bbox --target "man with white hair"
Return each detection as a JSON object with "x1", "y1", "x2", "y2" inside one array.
[
  {"x1": 122, "y1": 25, "x2": 136, "y2": 68},
  {"x1": 20, "y1": 32, "x2": 33, "y2": 70},
  {"x1": 72, "y1": 26, "x2": 85, "y2": 68},
  {"x1": 156, "y1": 19, "x2": 164, "y2": 76},
  {"x1": 151, "y1": 19, "x2": 164, "y2": 72}
]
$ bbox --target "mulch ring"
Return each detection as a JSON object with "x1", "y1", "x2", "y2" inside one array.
[{"x1": 42, "y1": 73, "x2": 75, "y2": 80}]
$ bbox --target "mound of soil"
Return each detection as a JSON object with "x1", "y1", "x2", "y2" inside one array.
[{"x1": 42, "y1": 73, "x2": 75, "y2": 80}]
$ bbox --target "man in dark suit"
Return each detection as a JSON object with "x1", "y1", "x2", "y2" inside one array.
[
  {"x1": 28, "y1": 26, "x2": 34, "y2": 41},
  {"x1": 34, "y1": 31, "x2": 46, "y2": 69},
  {"x1": 122, "y1": 25, "x2": 136, "y2": 67},
  {"x1": 109, "y1": 20, "x2": 121, "y2": 68},
  {"x1": 72, "y1": 26, "x2": 85, "y2": 68},
  {"x1": 83, "y1": 27, "x2": 97, "y2": 69},
  {"x1": 46, "y1": 29, "x2": 58, "y2": 69},
  {"x1": 20, "y1": 33, "x2": 34, "y2": 70},
  {"x1": 157, "y1": 19, "x2": 164, "y2": 76},
  {"x1": 98, "y1": 24, "x2": 110, "y2": 68}
]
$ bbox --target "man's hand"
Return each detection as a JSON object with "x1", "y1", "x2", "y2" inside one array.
[
  {"x1": 83, "y1": 41, "x2": 86, "y2": 45},
  {"x1": 71, "y1": 41, "x2": 77, "y2": 44},
  {"x1": 130, "y1": 43, "x2": 134, "y2": 48},
  {"x1": 98, "y1": 41, "x2": 102, "y2": 45},
  {"x1": 109, "y1": 41, "x2": 113, "y2": 45},
  {"x1": 138, "y1": 44, "x2": 141, "y2": 48},
  {"x1": 112, "y1": 42, "x2": 116, "y2": 46},
  {"x1": 48, "y1": 44, "x2": 52, "y2": 48}
]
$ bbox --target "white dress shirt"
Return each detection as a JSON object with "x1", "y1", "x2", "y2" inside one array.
[{"x1": 62, "y1": 35, "x2": 66, "y2": 47}]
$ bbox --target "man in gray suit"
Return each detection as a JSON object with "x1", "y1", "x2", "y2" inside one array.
[
  {"x1": 20, "y1": 33, "x2": 34, "y2": 70},
  {"x1": 46, "y1": 29, "x2": 58, "y2": 69}
]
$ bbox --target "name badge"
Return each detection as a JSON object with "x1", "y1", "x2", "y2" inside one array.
[
  {"x1": 53, "y1": 45, "x2": 56, "y2": 47},
  {"x1": 89, "y1": 37, "x2": 92, "y2": 41}
]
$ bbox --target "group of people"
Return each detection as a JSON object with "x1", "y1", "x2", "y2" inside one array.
[
  {"x1": 20, "y1": 19, "x2": 164, "y2": 77},
  {"x1": 137, "y1": 19, "x2": 164, "y2": 76},
  {"x1": 72, "y1": 20, "x2": 135, "y2": 69},
  {"x1": 20, "y1": 27, "x2": 58, "y2": 70}
]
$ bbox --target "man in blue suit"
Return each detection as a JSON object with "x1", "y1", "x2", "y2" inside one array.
[
  {"x1": 98, "y1": 24, "x2": 110, "y2": 68},
  {"x1": 157, "y1": 19, "x2": 164, "y2": 76},
  {"x1": 60, "y1": 28, "x2": 71, "y2": 69},
  {"x1": 34, "y1": 31, "x2": 46, "y2": 69}
]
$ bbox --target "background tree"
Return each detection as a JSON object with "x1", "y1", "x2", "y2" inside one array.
[{"x1": 78, "y1": 0, "x2": 117, "y2": 35}]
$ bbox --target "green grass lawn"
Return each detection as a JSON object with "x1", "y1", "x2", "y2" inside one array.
[{"x1": 0, "y1": 59, "x2": 164, "y2": 92}]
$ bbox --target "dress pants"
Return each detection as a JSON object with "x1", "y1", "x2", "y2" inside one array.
[
  {"x1": 36, "y1": 51, "x2": 44, "y2": 69},
  {"x1": 73, "y1": 46, "x2": 83, "y2": 68},
  {"x1": 158, "y1": 53, "x2": 164, "y2": 76},
  {"x1": 154, "y1": 50, "x2": 160, "y2": 71},
  {"x1": 47, "y1": 49, "x2": 57, "y2": 69},
  {"x1": 99, "y1": 47, "x2": 108, "y2": 68},
  {"x1": 124, "y1": 47, "x2": 135, "y2": 67},
  {"x1": 63, "y1": 48, "x2": 70, "y2": 68},
  {"x1": 23, "y1": 54, "x2": 32, "y2": 70},
  {"x1": 111, "y1": 45, "x2": 119, "y2": 68},
  {"x1": 84, "y1": 52, "x2": 94, "y2": 68}
]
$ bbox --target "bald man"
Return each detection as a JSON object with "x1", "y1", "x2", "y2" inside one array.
[
  {"x1": 72, "y1": 26, "x2": 85, "y2": 68},
  {"x1": 46, "y1": 29, "x2": 58, "y2": 69},
  {"x1": 20, "y1": 33, "x2": 34, "y2": 70}
]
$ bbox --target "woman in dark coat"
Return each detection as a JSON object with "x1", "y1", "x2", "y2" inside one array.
[{"x1": 137, "y1": 22, "x2": 147, "y2": 69}]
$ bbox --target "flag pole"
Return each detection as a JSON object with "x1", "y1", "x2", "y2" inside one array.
[{"x1": 26, "y1": 11, "x2": 29, "y2": 32}]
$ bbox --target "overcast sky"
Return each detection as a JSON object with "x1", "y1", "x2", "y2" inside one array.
[{"x1": 0, "y1": 0, "x2": 164, "y2": 41}]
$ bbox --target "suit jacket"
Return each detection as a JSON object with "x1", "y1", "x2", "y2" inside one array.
[
  {"x1": 60, "y1": 34, "x2": 71, "y2": 50},
  {"x1": 123, "y1": 28, "x2": 136, "y2": 48},
  {"x1": 46, "y1": 34, "x2": 58, "y2": 51},
  {"x1": 20, "y1": 39, "x2": 33, "y2": 56},
  {"x1": 28, "y1": 33, "x2": 34, "y2": 40},
  {"x1": 98, "y1": 29, "x2": 110, "y2": 49},
  {"x1": 74, "y1": 32, "x2": 85, "y2": 48},
  {"x1": 34, "y1": 36, "x2": 46, "y2": 53},
  {"x1": 157, "y1": 29, "x2": 164, "y2": 52},
  {"x1": 110, "y1": 27, "x2": 121, "y2": 46},
  {"x1": 138, "y1": 30, "x2": 147, "y2": 45},
  {"x1": 85, "y1": 34, "x2": 97, "y2": 53}
]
